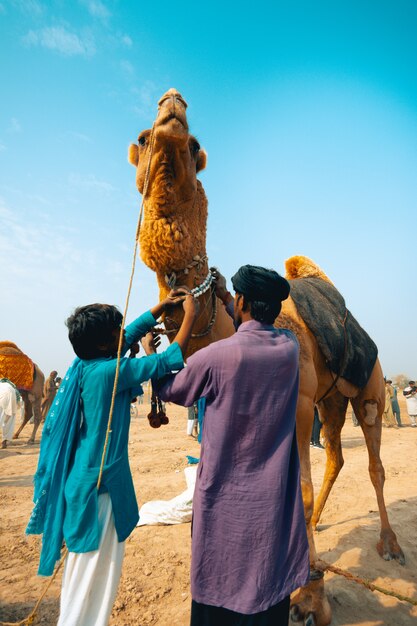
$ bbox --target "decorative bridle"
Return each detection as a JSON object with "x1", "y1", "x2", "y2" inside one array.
[{"x1": 161, "y1": 256, "x2": 218, "y2": 339}]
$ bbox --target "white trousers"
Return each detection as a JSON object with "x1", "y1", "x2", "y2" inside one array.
[
  {"x1": 0, "y1": 408, "x2": 16, "y2": 442},
  {"x1": 58, "y1": 493, "x2": 125, "y2": 626}
]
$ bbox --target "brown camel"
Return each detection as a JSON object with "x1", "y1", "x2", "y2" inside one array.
[
  {"x1": 0, "y1": 341, "x2": 45, "y2": 443},
  {"x1": 128, "y1": 89, "x2": 404, "y2": 626}
]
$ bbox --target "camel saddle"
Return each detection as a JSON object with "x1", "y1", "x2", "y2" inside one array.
[
  {"x1": 0, "y1": 341, "x2": 34, "y2": 391},
  {"x1": 289, "y1": 278, "x2": 378, "y2": 389}
]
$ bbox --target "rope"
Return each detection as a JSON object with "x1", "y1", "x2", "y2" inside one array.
[
  {"x1": 0, "y1": 125, "x2": 157, "y2": 626},
  {"x1": 97, "y1": 121, "x2": 155, "y2": 490},
  {"x1": 317, "y1": 559, "x2": 417, "y2": 606},
  {"x1": 0, "y1": 548, "x2": 68, "y2": 626}
]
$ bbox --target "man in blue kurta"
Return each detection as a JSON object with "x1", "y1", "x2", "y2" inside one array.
[
  {"x1": 27, "y1": 292, "x2": 198, "y2": 626},
  {"x1": 156, "y1": 266, "x2": 309, "y2": 626}
]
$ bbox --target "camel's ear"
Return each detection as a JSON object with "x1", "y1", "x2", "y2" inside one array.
[
  {"x1": 128, "y1": 143, "x2": 139, "y2": 167},
  {"x1": 196, "y1": 149, "x2": 207, "y2": 173}
]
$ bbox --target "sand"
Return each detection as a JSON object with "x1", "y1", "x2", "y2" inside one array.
[{"x1": 1, "y1": 397, "x2": 416, "y2": 626}]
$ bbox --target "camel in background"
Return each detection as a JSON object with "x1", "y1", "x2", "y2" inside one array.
[
  {"x1": 0, "y1": 341, "x2": 45, "y2": 443},
  {"x1": 128, "y1": 89, "x2": 404, "y2": 626}
]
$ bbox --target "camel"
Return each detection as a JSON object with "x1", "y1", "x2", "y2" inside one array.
[
  {"x1": 0, "y1": 341, "x2": 45, "y2": 443},
  {"x1": 128, "y1": 89, "x2": 404, "y2": 626}
]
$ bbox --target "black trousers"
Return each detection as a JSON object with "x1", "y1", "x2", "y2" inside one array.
[
  {"x1": 190, "y1": 596, "x2": 290, "y2": 626},
  {"x1": 311, "y1": 407, "x2": 322, "y2": 444}
]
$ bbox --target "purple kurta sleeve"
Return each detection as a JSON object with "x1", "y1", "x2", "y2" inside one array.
[
  {"x1": 156, "y1": 346, "x2": 216, "y2": 407},
  {"x1": 225, "y1": 299, "x2": 234, "y2": 319}
]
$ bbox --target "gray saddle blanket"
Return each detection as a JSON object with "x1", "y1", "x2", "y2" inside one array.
[{"x1": 289, "y1": 278, "x2": 378, "y2": 389}]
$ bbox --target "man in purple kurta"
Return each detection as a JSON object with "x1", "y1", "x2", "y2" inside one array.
[{"x1": 157, "y1": 265, "x2": 309, "y2": 625}]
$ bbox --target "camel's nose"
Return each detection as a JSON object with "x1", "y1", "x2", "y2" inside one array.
[
  {"x1": 155, "y1": 88, "x2": 189, "y2": 134},
  {"x1": 158, "y1": 88, "x2": 188, "y2": 110}
]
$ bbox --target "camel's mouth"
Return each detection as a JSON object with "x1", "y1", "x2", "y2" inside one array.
[
  {"x1": 155, "y1": 88, "x2": 189, "y2": 136},
  {"x1": 156, "y1": 111, "x2": 186, "y2": 129},
  {"x1": 154, "y1": 114, "x2": 189, "y2": 142}
]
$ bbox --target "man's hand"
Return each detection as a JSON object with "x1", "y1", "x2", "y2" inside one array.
[
  {"x1": 141, "y1": 330, "x2": 162, "y2": 356},
  {"x1": 150, "y1": 288, "x2": 190, "y2": 320},
  {"x1": 211, "y1": 267, "x2": 233, "y2": 305},
  {"x1": 183, "y1": 294, "x2": 199, "y2": 318},
  {"x1": 173, "y1": 294, "x2": 199, "y2": 357},
  {"x1": 163, "y1": 287, "x2": 190, "y2": 307},
  {"x1": 129, "y1": 342, "x2": 140, "y2": 358}
]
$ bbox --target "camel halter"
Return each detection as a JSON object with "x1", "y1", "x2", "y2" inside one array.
[
  {"x1": 164, "y1": 254, "x2": 210, "y2": 288},
  {"x1": 163, "y1": 287, "x2": 218, "y2": 339},
  {"x1": 162, "y1": 257, "x2": 218, "y2": 338}
]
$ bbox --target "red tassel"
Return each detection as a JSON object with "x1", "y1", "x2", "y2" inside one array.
[{"x1": 147, "y1": 394, "x2": 161, "y2": 428}]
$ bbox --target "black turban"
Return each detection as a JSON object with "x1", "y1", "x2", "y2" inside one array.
[{"x1": 231, "y1": 265, "x2": 290, "y2": 305}]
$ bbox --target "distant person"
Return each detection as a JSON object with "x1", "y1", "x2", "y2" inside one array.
[
  {"x1": 351, "y1": 403, "x2": 359, "y2": 427},
  {"x1": 403, "y1": 381, "x2": 417, "y2": 427},
  {"x1": 41, "y1": 370, "x2": 58, "y2": 420},
  {"x1": 0, "y1": 378, "x2": 20, "y2": 448},
  {"x1": 55, "y1": 376, "x2": 62, "y2": 390},
  {"x1": 311, "y1": 406, "x2": 324, "y2": 449},
  {"x1": 186, "y1": 399, "x2": 205, "y2": 440},
  {"x1": 386, "y1": 380, "x2": 402, "y2": 427},
  {"x1": 382, "y1": 379, "x2": 398, "y2": 428},
  {"x1": 187, "y1": 402, "x2": 198, "y2": 436}
]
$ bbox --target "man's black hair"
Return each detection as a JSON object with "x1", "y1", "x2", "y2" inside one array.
[
  {"x1": 247, "y1": 299, "x2": 282, "y2": 325},
  {"x1": 66, "y1": 304, "x2": 123, "y2": 360}
]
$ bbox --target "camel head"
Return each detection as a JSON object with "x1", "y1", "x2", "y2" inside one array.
[{"x1": 128, "y1": 88, "x2": 208, "y2": 277}]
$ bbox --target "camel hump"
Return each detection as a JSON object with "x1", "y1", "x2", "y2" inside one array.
[
  {"x1": 284, "y1": 255, "x2": 333, "y2": 285},
  {"x1": 0, "y1": 341, "x2": 21, "y2": 354}
]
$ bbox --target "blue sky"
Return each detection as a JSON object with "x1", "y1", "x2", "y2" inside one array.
[{"x1": 1, "y1": 0, "x2": 416, "y2": 380}]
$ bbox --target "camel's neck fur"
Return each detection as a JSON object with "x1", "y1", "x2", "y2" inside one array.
[{"x1": 139, "y1": 181, "x2": 208, "y2": 281}]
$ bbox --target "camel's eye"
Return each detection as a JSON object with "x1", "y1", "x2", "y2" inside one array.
[
  {"x1": 191, "y1": 140, "x2": 200, "y2": 154},
  {"x1": 138, "y1": 135, "x2": 146, "y2": 146}
]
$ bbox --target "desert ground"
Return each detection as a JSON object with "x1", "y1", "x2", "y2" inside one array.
[{"x1": 1, "y1": 395, "x2": 416, "y2": 626}]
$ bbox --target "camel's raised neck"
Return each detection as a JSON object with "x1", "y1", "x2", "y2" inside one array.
[
  {"x1": 130, "y1": 88, "x2": 235, "y2": 353},
  {"x1": 139, "y1": 179, "x2": 209, "y2": 295}
]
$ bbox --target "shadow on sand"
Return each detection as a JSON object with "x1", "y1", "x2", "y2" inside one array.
[
  {"x1": 318, "y1": 496, "x2": 417, "y2": 625},
  {"x1": 0, "y1": 474, "x2": 35, "y2": 488},
  {"x1": 339, "y1": 436, "x2": 366, "y2": 450},
  {"x1": 0, "y1": 598, "x2": 59, "y2": 625}
]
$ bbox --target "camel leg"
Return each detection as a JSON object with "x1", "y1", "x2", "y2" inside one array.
[
  {"x1": 351, "y1": 360, "x2": 405, "y2": 565},
  {"x1": 13, "y1": 395, "x2": 32, "y2": 439},
  {"x1": 312, "y1": 393, "x2": 348, "y2": 529},
  {"x1": 290, "y1": 385, "x2": 332, "y2": 626}
]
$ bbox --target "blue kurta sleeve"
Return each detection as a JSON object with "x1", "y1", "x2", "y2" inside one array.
[
  {"x1": 116, "y1": 342, "x2": 184, "y2": 391},
  {"x1": 124, "y1": 311, "x2": 157, "y2": 350},
  {"x1": 156, "y1": 346, "x2": 215, "y2": 407}
]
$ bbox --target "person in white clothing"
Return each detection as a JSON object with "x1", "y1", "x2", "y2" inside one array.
[
  {"x1": 403, "y1": 381, "x2": 417, "y2": 427},
  {"x1": 0, "y1": 379, "x2": 19, "y2": 448}
]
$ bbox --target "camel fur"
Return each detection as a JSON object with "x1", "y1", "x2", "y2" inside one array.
[
  {"x1": 128, "y1": 89, "x2": 404, "y2": 626},
  {"x1": 0, "y1": 341, "x2": 45, "y2": 443}
]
